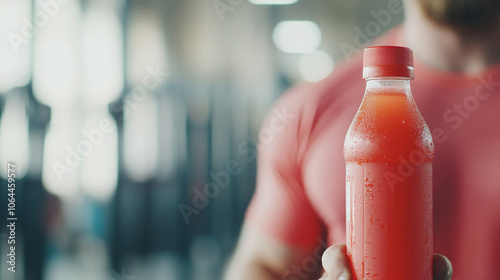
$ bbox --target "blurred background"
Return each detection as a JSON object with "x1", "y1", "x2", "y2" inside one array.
[{"x1": 0, "y1": 0, "x2": 403, "y2": 279}]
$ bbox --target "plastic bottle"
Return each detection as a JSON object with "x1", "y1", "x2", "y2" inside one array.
[{"x1": 344, "y1": 46, "x2": 434, "y2": 280}]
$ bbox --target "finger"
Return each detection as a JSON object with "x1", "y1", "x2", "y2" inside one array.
[
  {"x1": 321, "y1": 244, "x2": 351, "y2": 280},
  {"x1": 433, "y1": 254, "x2": 453, "y2": 280}
]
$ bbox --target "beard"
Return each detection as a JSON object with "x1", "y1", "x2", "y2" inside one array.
[{"x1": 417, "y1": 0, "x2": 500, "y2": 29}]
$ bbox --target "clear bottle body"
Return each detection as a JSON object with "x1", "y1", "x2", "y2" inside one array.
[{"x1": 344, "y1": 78, "x2": 434, "y2": 280}]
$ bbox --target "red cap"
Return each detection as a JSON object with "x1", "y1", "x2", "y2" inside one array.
[{"x1": 363, "y1": 46, "x2": 414, "y2": 80}]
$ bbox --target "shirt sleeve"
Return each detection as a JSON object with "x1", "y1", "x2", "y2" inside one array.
[{"x1": 245, "y1": 88, "x2": 323, "y2": 249}]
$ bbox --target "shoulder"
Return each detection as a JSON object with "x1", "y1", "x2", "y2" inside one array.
[
  {"x1": 274, "y1": 25, "x2": 401, "y2": 137},
  {"x1": 272, "y1": 53, "x2": 364, "y2": 135},
  {"x1": 257, "y1": 53, "x2": 365, "y2": 173},
  {"x1": 283, "y1": 53, "x2": 363, "y2": 106}
]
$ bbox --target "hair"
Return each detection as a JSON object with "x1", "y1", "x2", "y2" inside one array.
[{"x1": 417, "y1": 0, "x2": 500, "y2": 29}]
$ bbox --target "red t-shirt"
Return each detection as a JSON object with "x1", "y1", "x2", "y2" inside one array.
[{"x1": 246, "y1": 27, "x2": 500, "y2": 279}]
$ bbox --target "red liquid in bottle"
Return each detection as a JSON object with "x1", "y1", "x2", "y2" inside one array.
[{"x1": 344, "y1": 46, "x2": 434, "y2": 280}]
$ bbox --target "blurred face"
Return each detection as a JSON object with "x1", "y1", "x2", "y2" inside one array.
[{"x1": 417, "y1": 0, "x2": 500, "y2": 29}]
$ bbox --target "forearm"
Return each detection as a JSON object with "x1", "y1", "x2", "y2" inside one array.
[{"x1": 225, "y1": 224, "x2": 323, "y2": 280}]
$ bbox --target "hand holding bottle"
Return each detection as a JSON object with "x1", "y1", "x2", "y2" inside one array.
[{"x1": 319, "y1": 244, "x2": 453, "y2": 280}]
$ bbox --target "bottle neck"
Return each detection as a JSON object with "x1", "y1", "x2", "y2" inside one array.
[{"x1": 365, "y1": 78, "x2": 412, "y2": 96}]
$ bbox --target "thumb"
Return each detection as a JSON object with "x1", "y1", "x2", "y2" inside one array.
[{"x1": 321, "y1": 244, "x2": 351, "y2": 280}]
